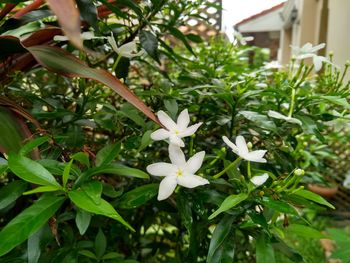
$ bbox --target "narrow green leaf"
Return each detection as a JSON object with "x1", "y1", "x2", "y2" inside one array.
[
  {"x1": 19, "y1": 136, "x2": 49, "y2": 156},
  {"x1": 292, "y1": 189, "x2": 335, "y2": 209},
  {"x1": 23, "y1": 185, "x2": 62, "y2": 195},
  {"x1": 68, "y1": 189, "x2": 134, "y2": 231},
  {"x1": 8, "y1": 153, "x2": 61, "y2": 187},
  {"x1": 63, "y1": 160, "x2": 73, "y2": 188},
  {"x1": 207, "y1": 216, "x2": 234, "y2": 263},
  {"x1": 261, "y1": 197, "x2": 298, "y2": 215},
  {"x1": 95, "y1": 228, "x2": 107, "y2": 260},
  {"x1": 208, "y1": 193, "x2": 248, "y2": 220},
  {"x1": 78, "y1": 250, "x2": 97, "y2": 260},
  {"x1": 285, "y1": 224, "x2": 326, "y2": 239},
  {"x1": 139, "y1": 30, "x2": 159, "y2": 63},
  {"x1": 71, "y1": 152, "x2": 90, "y2": 167},
  {"x1": 118, "y1": 184, "x2": 158, "y2": 209},
  {"x1": 81, "y1": 181, "x2": 103, "y2": 205},
  {"x1": 138, "y1": 130, "x2": 152, "y2": 151},
  {"x1": 168, "y1": 27, "x2": 195, "y2": 55},
  {"x1": 85, "y1": 164, "x2": 149, "y2": 179},
  {"x1": 76, "y1": 0, "x2": 98, "y2": 30},
  {"x1": 0, "y1": 194, "x2": 65, "y2": 257},
  {"x1": 27, "y1": 226, "x2": 45, "y2": 263},
  {"x1": 76, "y1": 209, "x2": 91, "y2": 235},
  {"x1": 95, "y1": 142, "x2": 121, "y2": 167},
  {"x1": 0, "y1": 180, "x2": 27, "y2": 210},
  {"x1": 256, "y1": 233, "x2": 276, "y2": 263}
]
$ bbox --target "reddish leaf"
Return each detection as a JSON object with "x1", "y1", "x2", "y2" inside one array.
[
  {"x1": 26, "y1": 45, "x2": 159, "y2": 124},
  {"x1": 12, "y1": 0, "x2": 45, "y2": 19},
  {"x1": 46, "y1": 0, "x2": 82, "y2": 49}
]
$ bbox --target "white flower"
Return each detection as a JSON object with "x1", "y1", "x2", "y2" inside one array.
[
  {"x1": 343, "y1": 171, "x2": 350, "y2": 189},
  {"x1": 264, "y1": 60, "x2": 283, "y2": 70},
  {"x1": 290, "y1": 42, "x2": 332, "y2": 71},
  {"x1": 54, "y1": 31, "x2": 96, "y2": 42},
  {"x1": 151, "y1": 109, "x2": 202, "y2": 147},
  {"x1": 222, "y1": 135, "x2": 267, "y2": 163},
  {"x1": 250, "y1": 173, "x2": 269, "y2": 186},
  {"x1": 107, "y1": 34, "x2": 145, "y2": 58},
  {"x1": 267, "y1": 110, "x2": 302, "y2": 125},
  {"x1": 146, "y1": 145, "x2": 209, "y2": 200},
  {"x1": 233, "y1": 30, "x2": 254, "y2": 45}
]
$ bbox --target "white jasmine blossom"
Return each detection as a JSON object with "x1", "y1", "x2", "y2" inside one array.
[
  {"x1": 343, "y1": 171, "x2": 350, "y2": 189},
  {"x1": 267, "y1": 110, "x2": 302, "y2": 125},
  {"x1": 264, "y1": 60, "x2": 283, "y2": 70},
  {"x1": 151, "y1": 109, "x2": 202, "y2": 147},
  {"x1": 222, "y1": 135, "x2": 267, "y2": 163},
  {"x1": 146, "y1": 145, "x2": 209, "y2": 200},
  {"x1": 107, "y1": 34, "x2": 145, "y2": 58},
  {"x1": 233, "y1": 30, "x2": 254, "y2": 45},
  {"x1": 290, "y1": 42, "x2": 333, "y2": 71},
  {"x1": 54, "y1": 31, "x2": 96, "y2": 42},
  {"x1": 250, "y1": 173, "x2": 269, "y2": 186}
]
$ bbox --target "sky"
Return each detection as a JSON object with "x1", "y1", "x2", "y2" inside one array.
[{"x1": 222, "y1": 0, "x2": 286, "y2": 41}]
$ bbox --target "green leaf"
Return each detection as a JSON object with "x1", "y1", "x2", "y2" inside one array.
[
  {"x1": 239, "y1": 111, "x2": 277, "y2": 131},
  {"x1": 138, "y1": 130, "x2": 152, "y2": 151},
  {"x1": 27, "y1": 226, "x2": 45, "y2": 263},
  {"x1": 177, "y1": 191, "x2": 193, "y2": 234},
  {"x1": 85, "y1": 164, "x2": 150, "y2": 179},
  {"x1": 0, "y1": 180, "x2": 27, "y2": 210},
  {"x1": 0, "y1": 194, "x2": 65, "y2": 257},
  {"x1": 139, "y1": 30, "x2": 160, "y2": 63},
  {"x1": 261, "y1": 197, "x2": 298, "y2": 215},
  {"x1": 8, "y1": 154, "x2": 61, "y2": 187},
  {"x1": 81, "y1": 181, "x2": 103, "y2": 205},
  {"x1": 208, "y1": 193, "x2": 248, "y2": 220},
  {"x1": 63, "y1": 160, "x2": 73, "y2": 188},
  {"x1": 207, "y1": 216, "x2": 234, "y2": 263},
  {"x1": 76, "y1": 209, "x2": 91, "y2": 235},
  {"x1": 186, "y1": 33, "x2": 203, "y2": 43},
  {"x1": 23, "y1": 185, "x2": 62, "y2": 195},
  {"x1": 118, "y1": 184, "x2": 158, "y2": 209},
  {"x1": 25, "y1": 45, "x2": 159, "y2": 124},
  {"x1": 0, "y1": 157, "x2": 7, "y2": 175},
  {"x1": 71, "y1": 152, "x2": 90, "y2": 167},
  {"x1": 292, "y1": 189, "x2": 335, "y2": 209},
  {"x1": 19, "y1": 136, "x2": 49, "y2": 156},
  {"x1": 95, "y1": 142, "x2": 121, "y2": 167},
  {"x1": 285, "y1": 224, "x2": 326, "y2": 239},
  {"x1": 168, "y1": 27, "x2": 195, "y2": 55},
  {"x1": 78, "y1": 250, "x2": 97, "y2": 260},
  {"x1": 68, "y1": 188, "x2": 134, "y2": 231},
  {"x1": 76, "y1": 0, "x2": 98, "y2": 30},
  {"x1": 256, "y1": 233, "x2": 275, "y2": 263},
  {"x1": 95, "y1": 228, "x2": 107, "y2": 260},
  {"x1": 321, "y1": 96, "x2": 350, "y2": 109}
]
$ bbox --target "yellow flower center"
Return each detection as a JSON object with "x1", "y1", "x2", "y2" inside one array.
[
  {"x1": 175, "y1": 130, "x2": 180, "y2": 135},
  {"x1": 176, "y1": 169, "x2": 183, "y2": 177}
]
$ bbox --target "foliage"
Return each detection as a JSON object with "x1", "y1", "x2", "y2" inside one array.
[{"x1": 0, "y1": 0, "x2": 350, "y2": 262}]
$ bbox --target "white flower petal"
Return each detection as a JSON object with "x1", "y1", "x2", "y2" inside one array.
[
  {"x1": 169, "y1": 134, "x2": 185, "y2": 147},
  {"x1": 157, "y1": 111, "x2": 177, "y2": 131},
  {"x1": 313, "y1": 56, "x2": 323, "y2": 71},
  {"x1": 343, "y1": 175, "x2": 350, "y2": 189},
  {"x1": 158, "y1": 175, "x2": 178, "y2": 200},
  {"x1": 222, "y1": 136, "x2": 239, "y2": 154},
  {"x1": 185, "y1": 151, "x2": 205, "y2": 174},
  {"x1": 53, "y1": 35, "x2": 68, "y2": 41},
  {"x1": 310, "y1": 43, "x2": 325, "y2": 53},
  {"x1": 150, "y1": 129, "x2": 170, "y2": 141},
  {"x1": 146, "y1": 163, "x2": 177, "y2": 176},
  {"x1": 169, "y1": 144, "x2": 186, "y2": 166},
  {"x1": 244, "y1": 150, "x2": 267, "y2": 163},
  {"x1": 250, "y1": 173, "x2": 269, "y2": 186},
  {"x1": 177, "y1": 109, "x2": 190, "y2": 130},
  {"x1": 107, "y1": 33, "x2": 119, "y2": 53},
  {"x1": 180, "y1": 122, "x2": 202, "y2": 137},
  {"x1": 81, "y1": 31, "x2": 95, "y2": 40},
  {"x1": 236, "y1": 135, "x2": 249, "y2": 155},
  {"x1": 177, "y1": 174, "x2": 209, "y2": 188},
  {"x1": 118, "y1": 40, "x2": 137, "y2": 55}
]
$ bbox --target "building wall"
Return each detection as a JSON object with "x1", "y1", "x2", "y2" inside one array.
[{"x1": 327, "y1": 0, "x2": 350, "y2": 80}]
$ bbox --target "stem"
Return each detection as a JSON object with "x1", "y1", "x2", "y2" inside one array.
[
  {"x1": 288, "y1": 88, "x2": 296, "y2": 118},
  {"x1": 189, "y1": 135, "x2": 194, "y2": 156},
  {"x1": 213, "y1": 157, "x2": 241, "y2": 179},
  {"x1": 111, "y1": 54, "x2": 122, "y2": 73},
  {"x1": 247, "y1": 161, "x2": 251, "y2": 179}
]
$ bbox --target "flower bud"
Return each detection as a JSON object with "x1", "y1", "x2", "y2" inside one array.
[
  {"x1": 259, "y1": 191, "x2": 264, "y2": 197},
  {"x1": 247, "y1": 142, "x2": 253, "y2": 150},
  {"x1": 346, "y1": 60, "x2": 350, "y2": 67},
  {"x1": 294, "y1": 168, "x2": 305, "y2": 176}
]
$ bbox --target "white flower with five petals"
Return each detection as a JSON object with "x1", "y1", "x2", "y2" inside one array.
[
  {"x1": 222, "y1": 135, "x2": 267, "y2": 163},
  {"x1": 107, "y1": 34, "x2": 145, "y2": 58},
  {"x1": 290, "y1": 42, "x2": 333, "y2": 71},
  {"x1": 146, "y1": 145, "x2": 209, "y2": 200},
  {"x1": 151, "y1": 109, "x2": 202, "y2": 147}
]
